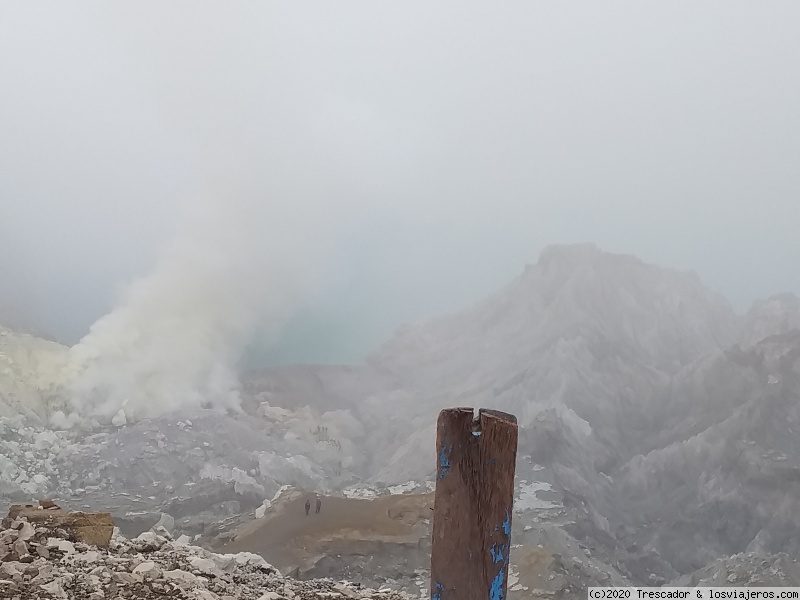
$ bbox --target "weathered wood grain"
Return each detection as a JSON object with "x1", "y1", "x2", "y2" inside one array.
[{"x1": 430, "y1": 407, "x2": 518, "y2": 600}]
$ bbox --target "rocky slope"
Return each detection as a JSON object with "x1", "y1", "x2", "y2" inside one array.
[
  {"x1": 0, "y1": 507, "x2": 413, "y2": 599},
  {"x1": 362, "y1": 244, "x2": 740, "y2": 481},
  {"x1": 617, "y1": 330, "x2": 800, "y2": 573},
  {"x1": 674, "y1": 552, "x2": 800, "y2": 587}
]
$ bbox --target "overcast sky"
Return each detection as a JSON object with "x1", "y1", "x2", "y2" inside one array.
[{"x1": 2, "y1": 2, "x2": 800, "y2": 364}]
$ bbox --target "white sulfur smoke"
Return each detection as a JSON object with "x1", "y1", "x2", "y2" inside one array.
[{"x1": 61, "y1": 181, "x2": 324, "y2": 424}]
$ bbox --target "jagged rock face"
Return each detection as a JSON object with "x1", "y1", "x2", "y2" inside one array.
[
  {"x1": 370, "y1": 244, "x2": 738, "y2": 385},
  {"x1": 361, "y1": 244, "x2": 741, "y2": 484},
  {"x1": 741, "y1": 293, "x2": 800, "y2": 348},
  {"x1": 674, "y1": 553, "x2": 800, "y2": 587},
  {"x1": 618, "y1": 332, "x2": 800, "y2": 573}
]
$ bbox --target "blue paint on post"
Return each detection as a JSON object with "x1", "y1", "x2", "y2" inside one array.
[
  {"x1": 502, "y1": 509, "x2": 511, "y2": 536},
  {"x1": 489, "y1": 568, "x2": 505, "y2": 600},
  {"x1": 491, "y1": 510, "x2": 512, "y2": 537},
  {"x1": 487, "y1": 509, "x2": 512, "y2": 599},
  {"x1": 438, "y1": 443, "x2": 452, "y2": 480},
  {"x1": 490, "y1": 542, "x2": 507, "y2": 563},
  {"x1": 432, "y1": 581, "x2": 443, "y2": 600}
]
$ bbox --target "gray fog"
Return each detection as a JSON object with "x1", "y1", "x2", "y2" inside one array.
[{"x1": 2, "y1": 2, "x2": 800, "y2": 364}]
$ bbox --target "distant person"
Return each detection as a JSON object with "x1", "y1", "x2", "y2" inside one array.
[
  {"x1": 315, "y1": 497, "x2": 322, "y2": 514},
  {"x1": 305, "y1": 499, "x2": 310, "y2": 516}
]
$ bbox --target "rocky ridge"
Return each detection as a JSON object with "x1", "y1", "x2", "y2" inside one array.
[{"x1": 674, "y1": 553, "x2": 800, "y2": 587}]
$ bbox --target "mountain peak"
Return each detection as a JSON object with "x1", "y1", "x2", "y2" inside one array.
[
  {"x1": 534, "y1": 243, "x2": 644, "y2": 269},
  {"x1": 538, "y1": 242, "x2": 602, "y2": 262},
  {"x1": 370, "y1": 245, "x2": 739, "y2": 390},
  {"x1": 741, "y1": 293, "x2": 800, "y2": 347}
]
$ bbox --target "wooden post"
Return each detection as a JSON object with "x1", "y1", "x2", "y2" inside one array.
[{"x1": 430, "y1": 407, "x2": 518, "y2": 600}]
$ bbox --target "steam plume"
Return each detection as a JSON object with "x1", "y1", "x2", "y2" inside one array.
[{"x1": 61, "y1": 182, "x2": 318, "y2": 423}]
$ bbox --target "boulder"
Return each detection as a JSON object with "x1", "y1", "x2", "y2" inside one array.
[
  {"x1": 163, "y1": 568, "x2": 200, "y2": 587},
  {"x1": 132, "y1": 560, "x2": 162, "y2": 579},
  {"x1": 39, "y1": 580, "x2": 67, "y2": 598},
  {"x1": 189, "y1": 555, "x2": 223, "y2": 577},
  {"x1": 154, "y1": 512, "x2": 175, "y2": 533},
  {"x1": 4, "y1": 505, "x2": 114, "y2": 547},
  {"x1": 132, "y1": 530, "x2": 168, "y2": 551}
]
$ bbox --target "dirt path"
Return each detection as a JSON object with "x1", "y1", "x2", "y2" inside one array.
[{"x1": 221, "y1": 492, "x2": 433, "y2": 573}]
